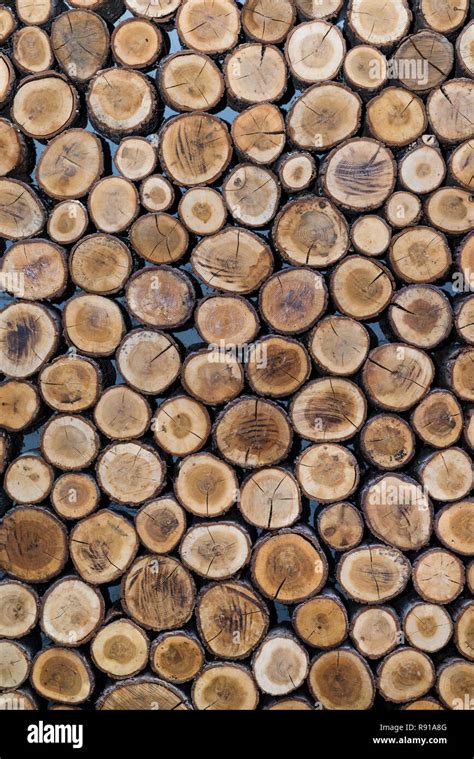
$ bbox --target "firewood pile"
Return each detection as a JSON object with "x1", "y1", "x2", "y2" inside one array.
[{"x1": 0, "y1": 0, "x2": 473, "y2": 711}]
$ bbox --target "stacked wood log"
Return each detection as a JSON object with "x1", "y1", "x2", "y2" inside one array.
[{"x1": 0, "y1": 0, "x2": 473, "y2": 714}]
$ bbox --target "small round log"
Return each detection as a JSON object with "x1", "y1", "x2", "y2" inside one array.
[
  {"x1": 0, "y1": 580, "x2": 39, "y2": 639},
  {"x1": 419, "y1": 0, "x2": 468, "y2": 34},
  {"x1": 47, "y1": 201, "x2": 88, "y2": 245},
  {"x1": 239, "y1": 467, "x2": 301, "y2": 529},
  {"x1": 0, "y1": 239, "x2": 67, "y2": 300},
  {"x1": 231, "y1": 103, "x2": 285, "y2": 165},
  {"x1": 196, "y1": 295, "x2": 259, "y2": 347},
  {"x1": 0, "y1": 641, "x2": 30, "y2": 691},
  {"x1": 112, "y1": 17, "x2": 162, "y2": 69},
  {"x1": 444, "y1": 346, "x2": 474, "y2": 401},
  {"x1": 224, "y1": 43, "x2": 286, "y2": 105},
  {"x1": 389, "y1": 226, "x2": 451, "y2": 283},
  {"x1": 454, "y1": 601, "x2": 474, "y2": 660},
  {"x1": 425, "y1": 186, "x2": 474, "y2": 235},
  {"x1": 195, "y1": 580, "x2": 269, "y2": 659},
  {"x1": 0, "y1": 118, "x2": 27, "y2": 177},
  {"x1": 246, "y1": 335, "x2": 310, "y2": 398},
  {"x1": 116, "y1": 328, "x2": 181, "y2": 395},
  {"x1": 320, "y1": 137, "x2": 396, "y2": 211},
  {"x1": 215, "y1": 396, "x2": 292, "y2": 468},
  {"x1": 277, "y1": 152, "x2": 316, "y2": 193},
  {"x1": 51, "y1": 472, "x2": 100, "y2": 520},
  {"x1": 251, "y1": 528, "x2": 328, "y2": 604},
  {"x1": 129, "y1": 213, "x2": 188, "y2": 264},
  {"x1": 403, "y1": 602, "x2": 453, "y2": 653},
  {"x1": 413, "y1": 548, "x2": 465, "y2": 604},
  {"x1": 12, "y1": 72, "x2": 77, "y2": 139},
  {"x1": 140, "y1": 174, "x2": 174, "y2": 213},
  {"x1": 252, "y1": 630, "x2": 309, "y2": 696},
  {"x1": 259, "y1": 267, "x2": 327, "y2": 335},
  {"x1": 343, "y1": 45, "x2": 387, "y2": 91},
  {"x1": 363, "y1": 344, "x2": 434, "y2": 411},
  {"x1": 449, "y1": 139, "x2": 474, "y2": 191},
  {"x1": 0, "y1": 689, "x2": 36, "y2": 710},
  {"x1": 350, "y1": 215, "x2": 391, "y2": 257},
  {"x1": 31, "y1": 648, "x2": 93, "y2": 705},
  {"x1": 12, "y1": 25, "x2": 53, "y2": 74},
  {"x1": 0, "y1": 53, "x2": 15, "y2": 108},
  {"x1": 126, "y1": 267, "x2": 195, "y2": 329},
  {"x1": 70, "y1": 510, "x2": 138, "y2": 584},
  {"x1": 0, "y1": 178, "x2": 46, "y2": 239},
  {"x1": 465, "y1": 408, "x2": 474, "y2": 450},
  {"x1": 40, "y1": 576, "x2": 104, "y2": 646},
  {"x1": 286, "y1": 20, "x2": 345, "y2": 84},
  {"x1": 88, "y1": 176, "x2": 139, "y2": 233},
  {"x1": 125, "y1": 0, "x2": 181, "y2": 21},
  {"x1": 4, "y1": 454, "x2": 53, "y2": 505},
  {"x1": 296, "y1": 443, "x2": 359, "y2": 503},
  {"x1": 417, "y1": 447, "x2": 472, "y2": 502},
  {"x1": 393, "y1": 31, "x2": 453, "y2": 92},
  {"x1": 87, "y1": 68, "x2": 157, "y2": 139},
  {"x1": 39, "y1": 354, "x2": 102, "y2": 412},
  {"x1": 174, "y1": 452, "x2": 237, "y2": 518},
  {"x1": 97, "y1": 677, "x2": 190, "y2": 711},
  {"x1": 293, "y1": 593, "x2": 348, "y2": 649},
  {"x1": 70, "y1": 234, "x2": 132, "y2": 295},
  {"x1": 287, "y1": 83, "x2": 362, "y2": 151},
  {"x1": 0, "y1": 7, "x2": 16, "y2": 43},
  {"x1": 223, "y1": 164, "x2": 280, "y2": 228},
  {"x1": 192, "y1": 227, "x2": 273, "y2": 294},
  {"x1": 360, "y1": 414, "x2": 415, "y2": 470},
  {"x1": 114, "y1": 137, "x2": 157, "y2": 181},
  {"x1": 411, "y1": 389, "x2": 463, "y2": 448},
  {"x1": 96, "y1": 441, "x2": 165, "y2": 506},
  {"x1": 385, "y1": 191, "x2": 422, "y2": 228},
  {"x1": 266, "y1": 698, "x2": 314, "y2": 711},
  {"x1": 0, "y1": 302, "x2": 58, "y2": 378},
  {"x1": 242, "y1": 0, "x2": 295, "y2": 44},
  {"x1": 308, "y1": 648, "x2": 375, "y2": 710},
  {"x1": 91, "y1": 619, "x2": 149, "y2": 679},
  {"x1": 273, "y1": 196, "x2": 349, "y2": 267},
  {"x1": 377, "y1": 648, "x2": 435, "y2": 704},
  {"x1": 176, "y1": 0, "x2": 240, "y2": 54},
  {"x1": 122, "y1": 555, "x2": 196, "y2": 631},
  {"x1": 295, "y1": 0, "x2": 343, "y2": 20},
  {"x1": 317, "y1": 502, "x2": 364, "y2": 551},
  {"x1": 0, "y1": 505, "x2": 68, "y2": 583},
  {"x1": 192, "y1": 663, "x2": 258, "y2": 711},
  {"x1": 437, "y1": 659, "x2": 474, "y2": 710},
  {"x1": 290, "y1": 377, "x2": 367, "y2": 442},
  {"x1": 158, "y1": 52, "x2": 223, "y2": 112},
  {"x1": 361, "y1": 473, "x2": 433, "y2": 552},
  {"x1": 435, "y1": 499, "x2": 474, "y2": 556},
  {"x1": 178, "y1": 187, "x2": 226, "y2": 236},
  {"x1": 51, "y1": 10, "x2": 109, "y2": 82},
  {"x1": 63, "y1": 294, "x2": 125, "y2": 357},
  {"x1": 152, "y1": 396, "x2": 211, "y2": 456},
  {"x1": 135, "y1": 496, "x2": 186, "y2": 554},
  {"x1": 388, "y1": 285, "x2": 452, "y2": 349},
  {"x1": 427, "y1": 79, "x2": 474, "y2": 143},
  {"x1": 347, "y1": 0, "x2": 411, "y2": 48},
  {"x1": 182, "y1": 349, "x2": 244, "y2": 406},
  {"x1": 331, "y1": 256, "x2": 394, "y2": 319},
  {"x1": 337, "y1": 544, "x2": 411, "y2": 604},
  {"x1": 180, "y1": 521, "x2": 251, "y2": 580},
  {"x1": 159, "y1": 113, "x2": 232, "y2": 187},
  {"x1": 398, "y1": 139, "x2": 446, "y2": 194},
  {"x1": 0, "y1": 379, "x2": 40, "y2": 431},
  {"x1": 456, "y1": 20, "x2": 474, "y2": 76},
  {"x1": 350, "y1": 607, "x2": 400, "y2": 659},
  {"x1": 150, "y1": 631, "x2": 204, "y2": 684},
  {"x1": 41, "y1": 414, "x2": 99, "y2": 471},
  {"x1": 93, "y1": 385, "x2": 151, "y2": 440}
]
